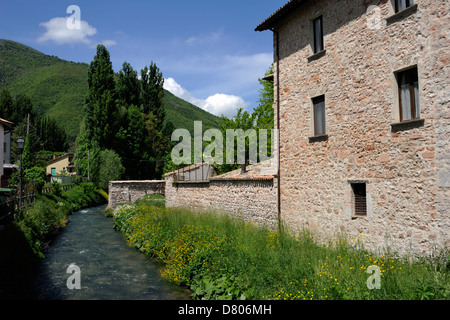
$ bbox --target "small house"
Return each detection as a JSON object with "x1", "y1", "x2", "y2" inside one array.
[{"x1": 46, "y1": 153, "x2": 76, "y2": 177}]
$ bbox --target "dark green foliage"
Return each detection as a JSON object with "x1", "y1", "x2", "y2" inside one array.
[
  {"x1": 117, "y1": 62, "x2": 140, "y2": 108},
  {"x1": 34, "y1": 116, "x2": 68, "y2": 152},
  {"x1": 99, "y1": 149, "x2": 125, "y2": 191},
  {"x1": 23, "y1": 166, "x2": 46, "y2": 193},
  {"x1": 140, "y1": 62, "x2": 165, "y2": 130},
  {"x1": 85, "y1": 45, "x2": 118, "y2": 150}
]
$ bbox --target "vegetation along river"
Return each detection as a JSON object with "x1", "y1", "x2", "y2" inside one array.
[{"x1": 31, "y1": 205, "x2": 190, "y2": 300}]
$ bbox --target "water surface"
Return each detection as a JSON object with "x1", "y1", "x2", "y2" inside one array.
[{"x1": 34, "y1": 205, "x2": 191, "y2": 300}]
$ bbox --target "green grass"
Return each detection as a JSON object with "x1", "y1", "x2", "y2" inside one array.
[{"x1": 113, "y1": 201, "x2": 450, "y2": 300}]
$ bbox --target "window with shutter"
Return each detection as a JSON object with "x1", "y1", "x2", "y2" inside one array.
[
  {"x1": 351, "y1": 183, "x2": 367, "y2": 217},
  {"x1": 396, "y1": 67, "x2": 420, "y2": 122}
]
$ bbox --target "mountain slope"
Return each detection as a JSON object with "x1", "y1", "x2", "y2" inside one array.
[{"x1": 0, "y1": 39, "x2": 220, "y2": 140}]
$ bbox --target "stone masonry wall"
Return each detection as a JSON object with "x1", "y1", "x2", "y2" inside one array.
[
  {"x1": 165, "y1": 175, "x2": 278, "y2": 228},
  {"x1": 108, "y1": 180, "x2": 165, "y2": 209},
  {"x1": 273, "y1": 0, "x2": 449, "y2": 257}
]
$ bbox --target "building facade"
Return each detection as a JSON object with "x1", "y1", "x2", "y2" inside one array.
[
  {"x1": 256, "y1": 0, "x2": 449, "y2": 256},
  {"x1": 0, "y1": 118, "x2": 14, "y2": 187},
  {"x1": 46, "y1": 154, "x2": 76, "y2": 177}
]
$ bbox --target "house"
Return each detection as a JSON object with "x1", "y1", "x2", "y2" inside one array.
[
  {"x1": 46, "y1": 153, "x2": 76, "y2": 178},
  {"x1": 0, "y1": 118, "x2": 14, "y2": 187},
  {"x1": 256, "y1": 0, "x2": 449, "y2": 256}
]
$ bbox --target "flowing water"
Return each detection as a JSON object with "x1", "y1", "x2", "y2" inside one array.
[{"x1": 33, "y1": 205, "x2": 191, "y2": 300}]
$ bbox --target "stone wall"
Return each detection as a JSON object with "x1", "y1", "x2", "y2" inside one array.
[
  {"x1": 271, "y1": 0, "x2": 449, "y2": 256},
  {"x1": 108, "y1": 180, "x2": 165, "y2": 209},
  {"x1": 165, "y1": 162, "x2": 278, "y2": 228}
]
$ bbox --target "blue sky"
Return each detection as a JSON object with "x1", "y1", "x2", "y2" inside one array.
[{"x1": 0, "y1": 0, "x2": 287, "y2": 118}]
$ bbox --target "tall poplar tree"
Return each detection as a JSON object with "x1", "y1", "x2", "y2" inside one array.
[
  {"x1": 85, "y1": 44, "x2": 117, "y2": 150},
  {"x1": 117, "y1": 62, "x2": 140, "y2": 108},
  {"x1": 140, "y1": 62, "x2": 165, "y2": 131}
]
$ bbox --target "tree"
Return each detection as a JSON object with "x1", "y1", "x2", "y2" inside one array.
[
  {"x1": 140, "y1": 62, "x2": 165, "y2": 131},
  {"x1": 117, "y1": 62, "x2": 140, "y2": 108},
  {"x1": 253, "y1": 65, "x2": 274, "y2": 130},
  {"x1": 85, "y1": 44, "x2": 117, "y2": 149},
  {"x1": 0, "y1": 89, "x2": 13, "y2": 119},
  {"x1": 99, "y1": 149, "x2": 124, "y2": 191}
]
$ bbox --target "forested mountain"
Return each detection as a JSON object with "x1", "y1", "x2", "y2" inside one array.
[{"x1": 0, "y1": 39, "x2": 219, "y2": 141}]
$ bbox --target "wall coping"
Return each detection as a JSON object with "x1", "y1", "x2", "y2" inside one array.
[{"x1": 110, "y1": 180, "x2": 164, "y2": 184}]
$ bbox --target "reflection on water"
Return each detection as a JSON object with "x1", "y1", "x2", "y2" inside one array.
[{"x1": 34, "y1": 205, "x2": 190, "y2": 300}]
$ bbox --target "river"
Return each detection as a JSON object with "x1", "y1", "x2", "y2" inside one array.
[{"x1": 32, "y1": 205, "x2": 191, "y2": 300}]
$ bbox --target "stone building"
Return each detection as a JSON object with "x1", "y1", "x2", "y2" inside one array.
[{"x1": 256, "y1": 0, "x2": 449, "y2": 256}]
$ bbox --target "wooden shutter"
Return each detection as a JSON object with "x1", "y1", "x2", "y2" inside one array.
[{"x1": 352, "y1": 183, "x2": 367, "y2": 216}]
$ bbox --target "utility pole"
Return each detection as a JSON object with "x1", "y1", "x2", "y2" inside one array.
[{"x1": 87, "y1": 149, "x2": 90, "y2": 182}]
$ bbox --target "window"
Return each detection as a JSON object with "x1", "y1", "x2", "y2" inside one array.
[
  {"x1": 313, "y1": 16, "x2": 324, "y2": 54},
  {"x1": 396, "y1": 67, "x2": 420, "y2": 122},
  {"x1": 313, "y1": 95, "x2": 326, "y2": 136},
  {"x1": 351, "y1": 183, "x2": 367, "y2": 217},
  {"x1": 394, "y1": 0, "x2": 414, "y2": 13}
]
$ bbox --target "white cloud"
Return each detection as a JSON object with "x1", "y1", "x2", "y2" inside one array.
[
  {"x1": 185, "y1": 29, "x2": 224, "y2": 46},
  {"x1": 38, "y1": 17, "x2": 97, "y2": 45},
  {"x1": 101, "y1": 39, "x2": 117, "y2": 47},
  {"x1": 164, "y1": 78, "x2": 248, "y2": 118},
  {"x1": 203, "y1": 94, "x2": 248, "y2": 118}
]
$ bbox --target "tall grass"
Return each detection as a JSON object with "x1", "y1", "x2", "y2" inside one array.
[{"x1": 113, "y1": 201, "x2": 449, "y2": 300}]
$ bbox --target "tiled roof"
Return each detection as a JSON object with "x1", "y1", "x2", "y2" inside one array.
[
  {"x1": 255, "y1": 0, "x2": 305, "y2": 32},
  {"x1": 0, "y1": 117, "x2": 14, "y2": 129},
  {"x1": 210, "y1": 159, "x2": 277, "y2": 182}
]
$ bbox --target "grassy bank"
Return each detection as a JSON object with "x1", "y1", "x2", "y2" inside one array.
[
  {"x1": 0, "y1": 182, "x2": 107, "y2": 299},
  {"x1": 113, "y1": 200, "x2": 449, "y2": 300},
  {"x1": 2, "y1": 182, "x2": 108, "y2": 258}
]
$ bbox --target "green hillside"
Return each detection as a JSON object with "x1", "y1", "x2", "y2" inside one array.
[{"x1": 0, "y1": 39, "x2": 219, "y2": 141}]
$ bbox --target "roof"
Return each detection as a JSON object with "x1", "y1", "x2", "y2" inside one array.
[
  {"x1": 210, "y1": 159, "x2": 277, "y2": 182},
  {"x1": 46, "y1": 153, "x2": 74, "y2": 166},
  {"x1": 255, "y1": 0, "x2": 306, "y2": 32},
  {"x1": 164, "y1": 163, "x2": 211, "y2": 177},
  {"x1": 0, "y1": 117, "x2": 14, "y2": 129}
]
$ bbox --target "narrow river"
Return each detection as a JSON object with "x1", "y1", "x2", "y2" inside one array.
[{"x1": 33, "y1": 205, "x2": 191, "y2": 300}]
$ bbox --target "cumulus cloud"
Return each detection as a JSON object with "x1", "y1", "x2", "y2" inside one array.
[
  {"x1": 101, "y1": 39, "x2": 117, "y2": 47},
  {"x1": 38, "y1": 17, "x2": 116, "y2": 47},
  {"x1": 203, "y1": 94, "x2": 248, "y2": 118},
  {"x1": 164, "y1": 77, "x2": 248, "y2": 118},
  {"x1": 38, "y1": 17, "x2": 97, "y2": 45}
]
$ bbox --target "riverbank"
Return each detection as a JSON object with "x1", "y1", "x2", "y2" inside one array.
[
  {"x1": 112, "y1": 200, "x2": 449, "y2": 300},
  {"x1": 0, "y1": 182, "x2": 107, "y2": 299}
]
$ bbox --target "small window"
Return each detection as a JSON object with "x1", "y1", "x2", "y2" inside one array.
[
  {"x1": 313, "y1": 16, "x2": 324, "y2": 54},
  {"x1": 395, "y1": 0, "x2": 414, "y2": 13},
  {"x1": 351, "y1": 183, "x2": 367, "y2": 217},
  {"x1": 312, "y1": 95, "x2": 326, "y2": 136},
  {"x1": 396, "y1": 67, "x2": 420, "y2": 122}
]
